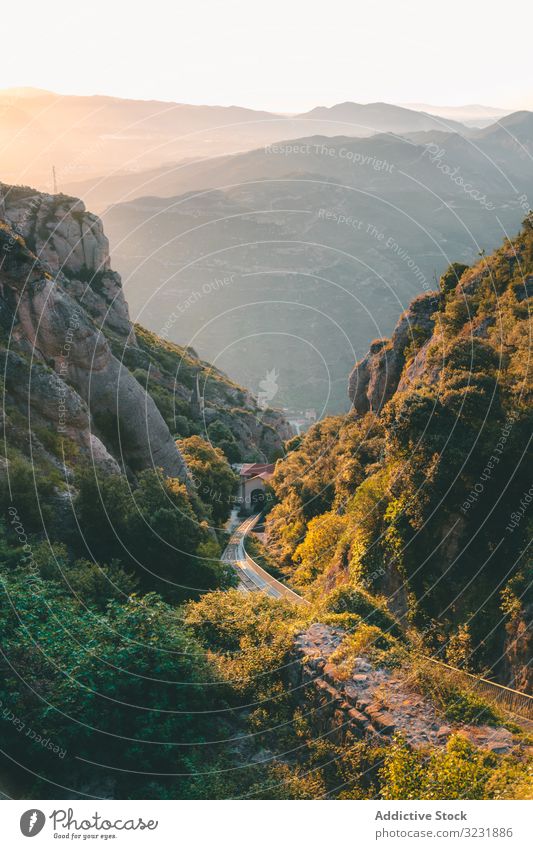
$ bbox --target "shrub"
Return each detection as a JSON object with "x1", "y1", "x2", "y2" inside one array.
[
  {"x1": 439, "y1": 262, "x2": 469, "y2": 296},
  {"x1": 0, "y1": 570, "x2": 229, "y2": 798},
  {"x1": 293, "y1": 511, "x2": 346, "y2": 587},
  {"x1": 330, "y1": 624, "x2": 403, "y2": 676},
  {"x1": 75, "y1": 468, "x2": 226, "y2": 601},
  {"x1": 322, "y1": 585, "x2": 402, "y2": 638},
  {"x1": 380, "y1": 734, "x2": 494, "y2": 800},
  {"x1": 379, "y1": 736, "x2": 425, "y2": 799}
]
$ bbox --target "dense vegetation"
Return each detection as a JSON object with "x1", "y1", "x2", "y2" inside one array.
[
  {"x1": 0, "y1": 377, "x2": 242, "y2": 794},
  {"x1": 0, "y1": 221, "x2": 531, "y2": 799},
  {"x1": 185, "y1": 592, "x2": 531, "y2": 800},
  {"x1": 126, "y1": 325, "x2": 285, "y2": 463},
  {"x1": 178, "y1": 435, "x2": 238, "y2": 525},
  {"x1": 267, "y1": 217, "x2": 533, "y2": 687}
]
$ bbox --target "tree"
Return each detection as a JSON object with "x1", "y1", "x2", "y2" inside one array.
[
  {"x1": 76, "y1": 468, "x2": 226, "y2": 601},
  {"x1": 178, "y1": 435, "x2": 237, "y2": 525},
  {"x1": 206, "y1": 421, "x2": 241, "y2": 463},
  {"x1": 293, "y1": 511, "x2": 346, "y2": 587},
  {"x1": 439, "y1": 262, "x2": 469, "y2": 297},
  {"x1": 0, "y1": 570, "x2": 230, "y2": 798}
]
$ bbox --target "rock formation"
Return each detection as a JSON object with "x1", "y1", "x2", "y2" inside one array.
[
  {"x1": 0, "y1": 183, "x2": 188, "y2": 479},
  {"x1": 348, "y1": 292, "x2": 441, "y2": 414},
  {"x1": 0, "y1": 182, "x2": 292, "y2": 479}
]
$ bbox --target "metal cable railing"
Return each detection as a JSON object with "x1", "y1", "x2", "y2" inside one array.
[{"x1": 420, "y1": 656, "x2": 533, "y2": 721}]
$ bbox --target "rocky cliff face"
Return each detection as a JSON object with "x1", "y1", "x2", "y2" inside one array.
[
  {"x1": 0, "y1": 183, "x2": 292, "y2": 481},
  {"x1": 279, "y1": 220, "x2": 533, "y2": 692},
  {"x1": 0, "y1": 184, "x2": 188, "y2": 479},
  {"x1": 348, "y1": 292, "x2": 441, "y2": 414},
  {"x1": 0, "y1": 185, "x2": 131, "y2": 339}
]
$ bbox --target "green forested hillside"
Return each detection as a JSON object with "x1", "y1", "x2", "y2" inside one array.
[
  {"x1": 0, "y1": 195, "x2": 531, "y2": 800},
  {"x1": 0, "y1": 183, "x2": 285, "y2": 797},
  {"x1": 266, "y1": 216, "x2": 533, "y2": 687}
]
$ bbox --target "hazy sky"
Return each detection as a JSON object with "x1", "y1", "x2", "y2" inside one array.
[{"x1": 3, "y1": 0, "x2": 532, "y2": 111}]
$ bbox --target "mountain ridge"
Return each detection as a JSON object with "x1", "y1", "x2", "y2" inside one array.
[
  {"x1": 1, "y1": 88, "x2": 476, "y2": 190},
  {"x1": 96, "y1": 122, "x2": 533, "y2": 411}
]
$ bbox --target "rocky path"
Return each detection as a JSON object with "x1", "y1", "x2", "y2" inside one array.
[{"x1": 296, "y1": 624, "x2": 522, "y2": 754}]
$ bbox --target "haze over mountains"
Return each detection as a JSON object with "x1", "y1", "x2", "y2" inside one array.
[
  {"x1": 0, "y1": 87, "x2": 508, "y2": 193},
  {"x1": 2, "y1": 87, "x2": 532, "y2": 413},
  {"x1": 70, "y1": 112, "x2": 533, "y2": 210},
  {"x1": 101, "y1": 113, "x2": 533, "y2": 412},
  {"x1": 404, "y1": 103, "x2": 510, "y2": 126}
]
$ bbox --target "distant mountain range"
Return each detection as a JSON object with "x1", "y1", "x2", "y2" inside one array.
[
  {"x1": 0, "y1": 87, "x2": 511, "y2": 193},
  {"x1": 297, "y1": 101, "x2": 467, "y2": 132},
  {"x1": 62, "y1": 110, "x2": 533, "y2": 211},
  {"x1": 100, "y1": 113, "x2": 533, "y2": 412},
  {"x1": 404, "y1": 102, "x2": 511, "y2": 126},
  {"x1": 2, "y1": 88, "x2": 530, "y2": 412}
]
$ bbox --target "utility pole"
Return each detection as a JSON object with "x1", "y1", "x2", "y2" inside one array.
[{"x1": 52, "y1": 166, "x2": 57, "y2": 194}]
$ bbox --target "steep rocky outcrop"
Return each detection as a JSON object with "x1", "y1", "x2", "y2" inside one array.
[
  {"x1": 205, "y1": 403, "x2": 294, "y2": 459},
  {"x1": 269, "y1": 222, "x2": 532, "y2": 702},
  {"x1": 0, "y1": 349, "x2": 120, "y2": 475},
  {"x1": 0, "y1": 185, "x2": 187, "y2": 479},
  {"x1": 348, "y1": 292, "x2": 440, "y2": 414},
  {"x1": 0, "y1": 182, "x2": 292, "y2": 480},
  {"x1": 0, "y1": 184, "x2": 131, "y2": 339}
]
